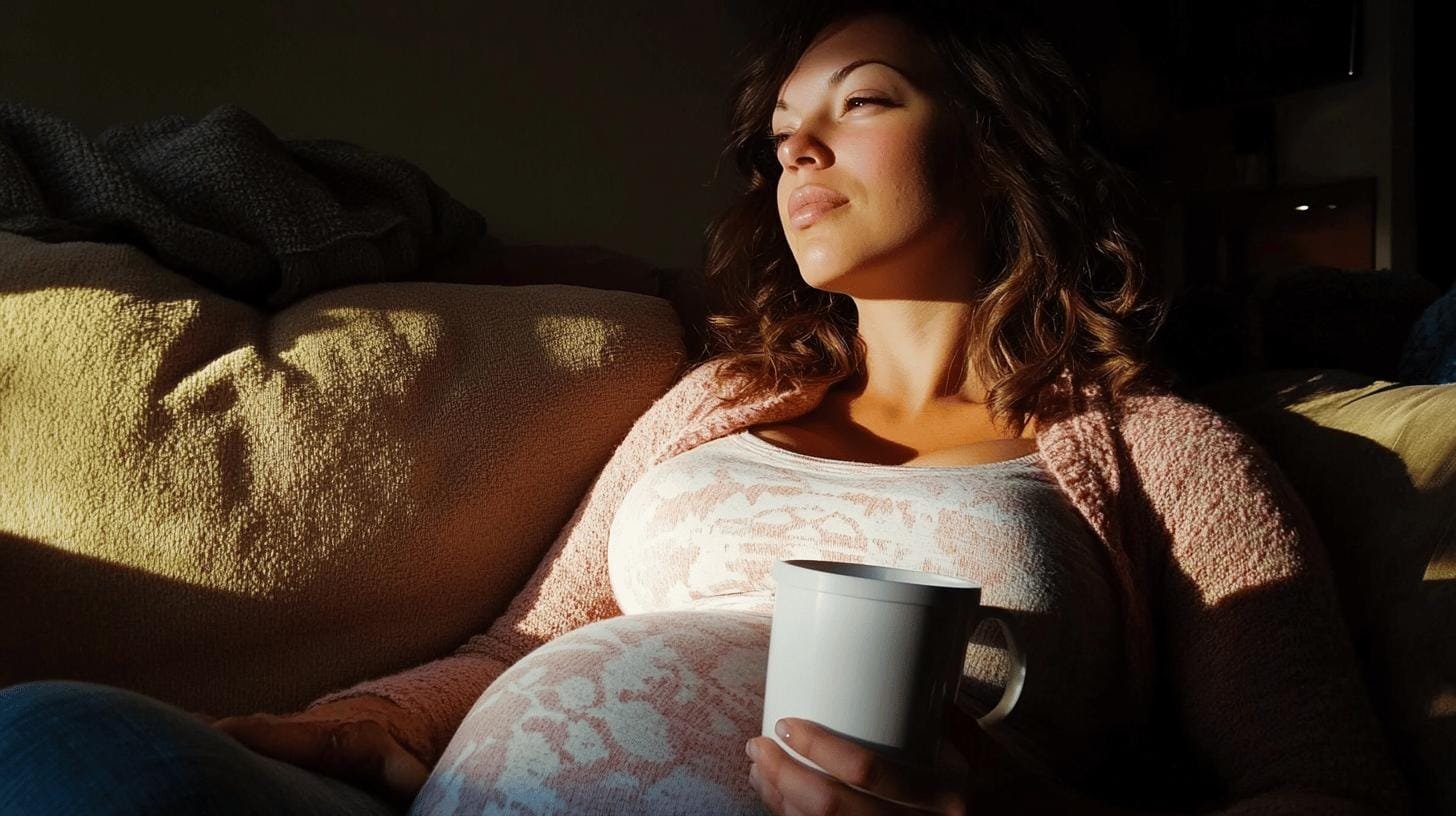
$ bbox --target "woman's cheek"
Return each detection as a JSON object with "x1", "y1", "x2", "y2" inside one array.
[{"x1": 868, "y1": 126, "x2": 944, "y2": 225}]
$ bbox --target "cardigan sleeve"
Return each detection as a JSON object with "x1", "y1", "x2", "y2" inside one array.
[
  {"x1": 302, "y1": 359, "x2": 717, "y2": 768},
  {"x1": 1123, "y1": 397, "x2": 1410, "y2": 815}
]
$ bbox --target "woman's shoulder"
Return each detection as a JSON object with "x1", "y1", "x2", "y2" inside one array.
[
  {"x1": 665, "y1": 356, "x2": 788, "y2": 411},
  {"x1": 656, "y1": 357, "x2": 741, "y2": 414},
  {"x1": 1110, "y1": 382, "x2": 1245, "y2": 439},
  {"x1": 1109, "y1": 384, "x2": 1276, "y2": 478},
  {"x1": 676, "y1": 356, "x2": 736, "y2": 392},
  {"x1": 622, "y1": 358, "x2": 746, "y2": 442},
  {"x1": 1038, "y1": 379, "x2": 1278, "y2": 503},
  {"x1": 1107, "y1": 384, "x2": 1313, "y2": 539}
]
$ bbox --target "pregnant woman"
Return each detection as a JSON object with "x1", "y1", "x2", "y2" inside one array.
[{"x1": 0, "y1": 0, "x2": 1408, "y2": 814}]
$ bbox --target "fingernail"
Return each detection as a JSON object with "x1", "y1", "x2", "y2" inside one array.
[
  {"x1": 745, "y1": 738, "x2": 760, "y2": 761},
  {"x1": 748, "y1": 762, "x2": 760, "y2": 786},
  {"x1": 774, "y1": 719, "x2": 790, "y2": 742}
]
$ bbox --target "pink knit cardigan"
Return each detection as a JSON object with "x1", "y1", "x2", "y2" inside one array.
[{"x1": 309, "y1": 359, "x2": 1408, "y2": 813}]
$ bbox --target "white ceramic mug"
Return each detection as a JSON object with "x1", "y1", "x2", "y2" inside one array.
[{"x1": 761, "y1": 559, "x2": 1027, "y2": 772}]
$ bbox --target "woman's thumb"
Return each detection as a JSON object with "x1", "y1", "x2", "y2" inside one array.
[{"x1": 380, "y1": 744, "x2": 431, "y2": 802}]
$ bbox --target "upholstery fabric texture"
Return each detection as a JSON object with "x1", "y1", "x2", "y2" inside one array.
[{"x1": 0, "y1": 230, "x2": 686, "y2": 716}]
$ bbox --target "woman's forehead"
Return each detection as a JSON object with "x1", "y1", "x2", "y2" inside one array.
[{"x1": 777, "y1": 15, "x2": 939, "y2": 103}]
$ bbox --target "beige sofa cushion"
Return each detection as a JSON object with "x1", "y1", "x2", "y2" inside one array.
[
  {"x1": 1198, "y1": 369, "x2": 1456, "y2": 814},
  {"x1": 0, "y1": 230, "x2": 686, "y2": 717}
]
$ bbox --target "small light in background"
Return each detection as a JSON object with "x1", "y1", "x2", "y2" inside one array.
[
  {"x1": 1295, "y1": 204, "x2": 1311, "y2": 211},
  {"x1": 1326, "y1": 204, "x2": 1338, "y2": 210}
]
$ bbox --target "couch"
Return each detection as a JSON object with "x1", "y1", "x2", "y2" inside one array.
[{"x1": 2, "y1": 229, "x2": 1452, "y2": 813}]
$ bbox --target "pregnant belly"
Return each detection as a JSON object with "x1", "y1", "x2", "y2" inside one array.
[{"x1": 413, "y1": 611, "x2": 773, "y2": 816}]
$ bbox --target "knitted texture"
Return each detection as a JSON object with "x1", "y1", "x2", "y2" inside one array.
[
  {"x1": 0, "y1": 101, "x2": 495, "y2": 309},
  {"x1": 309, "y1": 360, "x2": 1408, "y2": 813}
]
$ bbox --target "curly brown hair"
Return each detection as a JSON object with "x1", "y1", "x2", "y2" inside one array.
[{"x1": 698, "y1": 0, "x2": 1172, "y2": 431}]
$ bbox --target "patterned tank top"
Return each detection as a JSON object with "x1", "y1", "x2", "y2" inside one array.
[{"x1": 607, "y1": 427, "x2": 1135, "y2": 784}]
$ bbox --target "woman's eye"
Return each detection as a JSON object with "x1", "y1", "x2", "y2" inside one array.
[
  {"x1": 766, "y1": 97, "x2": 890, "y2": 148},
  {"x1": 842, "y1": 95, "x2": 890, "y2": 112}
]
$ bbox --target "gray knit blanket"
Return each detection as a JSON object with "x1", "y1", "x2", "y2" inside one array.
[{"x1": 0, "y1": 101, "x2": 496, "y2": 310}]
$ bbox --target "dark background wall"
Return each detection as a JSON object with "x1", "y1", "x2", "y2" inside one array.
[
  {"x1": 0, "y1": 0, "x2": 1422, "y2": 296},
  {"x1": 0, "y1": 0, "x2": 758, "y2": 271}
]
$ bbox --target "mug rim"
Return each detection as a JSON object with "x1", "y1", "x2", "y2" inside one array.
[{"x1": 772, "y1": 559, "x2": 982, "y2": 607}]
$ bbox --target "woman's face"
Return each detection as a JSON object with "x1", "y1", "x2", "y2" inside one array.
[{"x1": 771, "y1": 13, "x2": 973, "y2": 298}]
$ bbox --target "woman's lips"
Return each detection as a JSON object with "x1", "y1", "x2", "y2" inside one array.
[{"x1": 789, "y1": 199, "x2": 848, "y2": 230}]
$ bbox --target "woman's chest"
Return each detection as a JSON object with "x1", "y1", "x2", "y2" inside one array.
[
  {"x1": 606, "y1": 435, "x2": 1099, "y2": 617},
  {"x1": 604, "y1": 433, "x2": 1134, "y2": 784},
  {"x1": 747, "y1": 392, "x2": 1037, "y2": 468}
]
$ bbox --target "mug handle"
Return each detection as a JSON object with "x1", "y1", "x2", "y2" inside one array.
[{"x1": 969, "y1": 607, "x2": 1026, "y2": 728}]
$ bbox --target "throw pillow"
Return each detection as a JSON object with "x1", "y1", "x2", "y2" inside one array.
[{"x1": 0, "y1": 230, "x2": 686, "y2": 716}]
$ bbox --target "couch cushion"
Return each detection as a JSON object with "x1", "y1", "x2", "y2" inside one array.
[
  {"x1": 1196, "y1": 369, "x2": 1456, "y2": 814},
  {"x1": 435, "y1": 241, "x2": 712, "y2": 364},
  {"x1": 0, "y1": 230, "x2": 686, "y2": 717}
]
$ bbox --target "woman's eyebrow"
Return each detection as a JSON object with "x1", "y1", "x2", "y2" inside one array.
[{"x1": 775, "y1": 58, "x2": 908, "y2": 113}]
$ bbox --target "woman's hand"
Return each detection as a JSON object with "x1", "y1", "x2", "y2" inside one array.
[
  {"x1": 745, "y1": 700, "x2": 1048, "y2": 815},
  {"x1": 211, "y1": 695, "x2": 430, "y2": 809}
]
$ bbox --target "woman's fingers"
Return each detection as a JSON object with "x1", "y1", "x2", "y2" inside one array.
[
  {"x1": 751, "y1": 736, "x2": 932, "y2": 815},
  {"x1": 214, "y1": 714, "x2": 324, "y2": 768},
  {"x1": 376, "y1": 738, "x2": 431, "y2": 804},
  {"x1": 764, "y1": 718, "x2": 962, "y2": 811},
  {"x1": 214, "y1": 714, "x2": 427, "y2": 807}
]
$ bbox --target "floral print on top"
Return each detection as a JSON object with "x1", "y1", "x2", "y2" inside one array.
[{"x1": 605, "y1": 429, "x2": 1129, "y2": 782}]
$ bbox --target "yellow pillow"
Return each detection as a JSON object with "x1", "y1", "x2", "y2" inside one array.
[
  {"x1": 0, "y1": 231, "x2": 686, "y2": 717},
  {"x1": 1198, "y1": 369, "x2": 1455, "y2": 814}
]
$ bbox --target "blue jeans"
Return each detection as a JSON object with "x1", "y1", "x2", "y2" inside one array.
[{"x1": 0, "y1": 680, "x2": 400, "y2": 815}]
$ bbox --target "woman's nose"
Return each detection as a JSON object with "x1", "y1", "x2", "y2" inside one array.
[{"x1": 777, "y1": 129, "x2": 832, "y2": 170}]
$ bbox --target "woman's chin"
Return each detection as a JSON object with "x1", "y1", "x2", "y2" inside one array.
[
  {"x1": 796, "y1": 267, "x2": 852, "y2": 293},
  {"x1": 792, "y1": 251, "x2": 856, "y2": 288}
]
